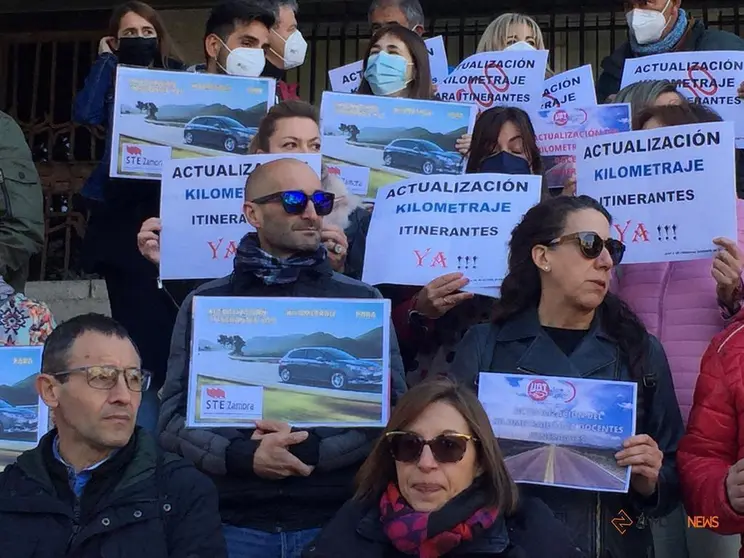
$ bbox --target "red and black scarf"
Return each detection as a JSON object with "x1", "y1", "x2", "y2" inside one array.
[{"x1": 379, "y1": 482, "x2": 499, "y2": 558}]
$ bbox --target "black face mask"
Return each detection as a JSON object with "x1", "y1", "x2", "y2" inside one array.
[
  {"x1": 117, "y1": 37, "x2": 159, "y2": 67},
  {"x1": 262, "y1": 59, "x2": 286, "y2": 80},
  {"x1": 478, "y1": 151, "x2": 532, "y2": 175}
]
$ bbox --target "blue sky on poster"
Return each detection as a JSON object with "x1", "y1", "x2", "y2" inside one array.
[
  {"x1": 193, "y1": 296, "x2": 387, "y2": 339},
  {"x1": 0, "y1": 346, "x2": 43, "y2": 385}
]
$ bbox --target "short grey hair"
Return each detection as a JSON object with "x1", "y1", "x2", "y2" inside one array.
[
  {"x1": 255, "y1": 0, "x2": 298, "y2": 19},
  {"x1": 367, "y1": 0, "x2": 425, "y2": 28},
  {"x1": 612, "y1": 80, "x2": 682, "y2": 117}
]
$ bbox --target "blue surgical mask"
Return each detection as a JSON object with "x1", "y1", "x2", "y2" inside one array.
[
  {"x1": 364, "y1": 51, "x2": 411, "y2": 96},
  {"x1": 479, "y1": 151, "x2": 532, "y2": 174}
]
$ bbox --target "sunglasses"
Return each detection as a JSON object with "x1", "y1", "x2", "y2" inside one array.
[
  {"x1": 549, "y1": 231, "x2": 625, "y2": 266},
  {"x1": 252, "y1": 190, "x2": 335, "y2": 216},
  {"x1": 385, "y1": 431, "x2": 477, "y2": 464}
]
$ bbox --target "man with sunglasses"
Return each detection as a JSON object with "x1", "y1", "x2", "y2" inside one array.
[
  {"x1": 0, "y1": 313, "x2": 226, "y2": 557},
  {"x1": 158, "y1": 158, "x2": 406, "y2": 558}
]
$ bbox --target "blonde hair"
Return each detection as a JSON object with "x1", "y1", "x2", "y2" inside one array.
[{"x1": 476, "y1": 13, "x2": 553, "y2": 77}]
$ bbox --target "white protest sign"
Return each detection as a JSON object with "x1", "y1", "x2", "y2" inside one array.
[
  {"x1": 361, "y1": 173, "x2": 542, "y2": 290},
  {"x1": 576, "y1": 122, "x2": 737, "y2": 264},
  {"x1": 328, "y1": 36, "x2": 450, "y2": 93},
  {"x1": 436, "y1": 50, "x2": 548, "y2": 113},
  {"x1": 621, "y1": 52, "x2": 744, "y2": 147},
  {"x1": 541, "y1": 65, "x2": 597, "y2": 110},
  {"x1": 326, "y1": 164, "x2": 371, "y2": 196},
  {"x1": 159, "y1": 154, "x2": 322, "y2": 280}
]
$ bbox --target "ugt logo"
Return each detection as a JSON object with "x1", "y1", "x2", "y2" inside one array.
[
  {"x1": 206, "y1": 387, "x2": 226, "y2": 399},
  {"x1": 527, "y1": 379, "x2": 550, "y2": 402}
]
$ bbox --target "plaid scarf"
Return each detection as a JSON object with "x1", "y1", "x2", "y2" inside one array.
[
  {"x1": 379, "y1": 482, "x2": 499, "y2": 558},
  {"x1": 233, "y1": 233, "x2": 326, "y2": 285}
]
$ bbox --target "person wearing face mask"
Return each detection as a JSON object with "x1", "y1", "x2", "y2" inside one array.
[
  {"x1": 597, "y1": 0, "x2": 744, "y2": 103},
  {"x1": 476, "y1": 13, "x2": 554, "y2": 77},
  {"x1": 368, "y1": 0, "x2": 425, "y2": 36},
  {"x1": 257, "y1": 0, "x2": 306, "y2": 101},
  {"x1": 72, "y1": 1, "x2": 183, "y2": 436}
]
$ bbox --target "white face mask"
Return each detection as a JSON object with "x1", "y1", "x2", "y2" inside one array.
[
  {"x1": 504, "y1": 41, "x2": 537, "y2": 52},
  {"x1": 272, "y1": 28, "x2": 308, "y2": 70},
  {"x1": 626, "y1": 0, "x2": 671, "y2": 45},
  {"x1": 216, "y1": 37, "x2": 265, "y2": 77}
]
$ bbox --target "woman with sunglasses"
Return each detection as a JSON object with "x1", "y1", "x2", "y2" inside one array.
[
  {"x1": 450, "y1": 195, "x2": 684, "y2": 558},
  {"x1": 303, "y1": 379, "x2": 582, "y2": 558}
]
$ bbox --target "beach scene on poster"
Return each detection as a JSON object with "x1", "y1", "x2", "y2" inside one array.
[
  {"x1": 187, "y1": 296, "x2": 391, "y2": 428},
  {"x1": 478, "y1": 372, "x2": 637, "y2": 493},
  {"x1": 576, "y1": 121, "x2": 738, "y2": 264},
  {"x1": 159, "y1": 154, "x2": 322, "y2": 281},
  {"x1": 362, "y1": 173, "x2": 542, "y2": 290},
  {"x1": 0, "y1": 346, "x2": 50, "y2": 470},
  {"x1": 541, "y1": 65, "x2": 597, "y2": 110},
  {"x1": 620, "y1": 51, "x2": 744, "y2": 147},
  {"x1": 534, "y1": 103, "x2": 631, "y2": 190},
  {"x1": 110, "y1": 66, "x2": 275, "y2": 179},
  {"x1": 320, "y1": 92, "x2": 476, "y2": 196}
]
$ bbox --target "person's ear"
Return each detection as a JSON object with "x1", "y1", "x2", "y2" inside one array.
[
  {"x1": 36, "y1": 375, "x2": 61, "y2": 409},
  {"x1": 531, "y1": 244, "x2": 552, "y2": 273},
  {"x1": 244, "y1": 201, "x2": 262, "y2": 229},
  {"x1": 204, "y1": 33, "x2": 222, "y2": 60},
  {"x1": 412, "y1": 24, "x2": 425, "y2": 36}
]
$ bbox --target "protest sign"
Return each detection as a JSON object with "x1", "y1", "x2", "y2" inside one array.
[
  {"x1": 436, "y1": 50, "x2": 548, "y2": 113},
  {"x1": 361, "y1": 173, "x2": 542, "y2": 290},
  {"x1": 159, "y1": 154, "x2": 322, "y2": 281},
  {"x1": 186, "y1": 296, "x2": 391, "y2": 428},
  {"x1": 534, "y1": 104, "x2": 631, "y2": 190},
  {"x1": 479, "y1": 372, "x2": 637, "y2": 493},
  {"x1": 541, "y1": 65, "x2": 597, "y2": 110},
  {"x1": 110, "y1": 66, "x2": 275, "y2": 179},
  {"x1": 0, "y1": 347, "x2": 50, "y2": 470},
  {"x1": 576, "y1": 122, "x2": 738, "y2": 264},
  {"x1": 621, "y1": 51, "x2": 744, "y2": 147},
  {"x1": 320, "y1": 92, "x2": 476, "y2": 195},
  {"x1": 326, "y1": 163, "x2": 370, "y2": 196},
  {"x1": 328, "y1": 36, "x2": 449, "y2": 93}
]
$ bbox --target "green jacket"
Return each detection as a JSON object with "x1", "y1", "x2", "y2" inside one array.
[{"x1": 0, "y1": 111, "x2": 44, "y2": 291}]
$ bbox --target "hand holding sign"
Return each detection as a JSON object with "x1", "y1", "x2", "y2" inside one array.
[
  {"x1": 253, "y1": 429, "x2": 314, "y2": 479},
  {"x1": 414, "y1": 272, "x2": 474, "y2": 318},
  {"x1": 726, "y1": 458, "x2": 744, "y2": 513},
  {"x1": 615, "y1": 434, "x2": 663, "y2": 497},
  {"x1": 137, "y1": 217, "x2": 162, "y2": 265},
  {"x1": 712, "y1": 237, "x2": 744, "y2": 309}
]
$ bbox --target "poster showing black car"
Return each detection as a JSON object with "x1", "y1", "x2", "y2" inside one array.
[
  {"x1": 0, "y1": 346, "x2": 49, "y2": 470},
  {"x1": 187, "y1": 296, "x2": 392, "y2": 429},
  {"x1": 320, "y1": 92, "x2": 477, "y2": 198}
]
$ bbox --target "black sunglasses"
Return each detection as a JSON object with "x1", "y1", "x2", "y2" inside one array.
[
  {"x1": 385, "y1": 431, "x2": 477, "y2": 464},
  {"x1": 251, "y1": 190, "x2": 335, "y2": 216},
  {"x1": 549, "y1": 231, "x2": 625, "y2": 266}
]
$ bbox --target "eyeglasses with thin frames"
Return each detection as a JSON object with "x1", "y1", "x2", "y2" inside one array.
[{"x1": 50, "y1": 366, "x2": 152, "y2": 392}]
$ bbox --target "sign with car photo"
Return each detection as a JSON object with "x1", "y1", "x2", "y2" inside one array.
[
  {"x1": 0, "y1": 346, "x2": 51, "y2": 470},
  {"x1": 109, "y1": 66, "x2": 276, "y2": 180},
  {"x1": 186, "y1": 296, "x2": 392, "y2": 429},
  {"x1": 320, "y1": 92, "x2": 477, "y2": 197}
]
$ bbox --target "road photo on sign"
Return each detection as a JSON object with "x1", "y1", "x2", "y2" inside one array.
[
  {"x1": 478, "y1": 372, "x2": 637, "y2": 493},
  {"x1": 110, "y1": 66, "x2": 275, "y2": 179},
  {"x1": 320, "y1": 92, "x2": 476, "y2": 196},
  {"x1": 186, "y1": 296, "x2": 392, "y2": 428}
]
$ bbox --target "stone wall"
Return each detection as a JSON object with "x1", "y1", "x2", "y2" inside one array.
[{"x1": 25, "y1": 280, "x2": 110, "y2": 323}]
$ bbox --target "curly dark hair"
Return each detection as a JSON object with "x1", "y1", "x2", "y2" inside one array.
[{"x1": 493, "y1": 195, "x2": 650, "y2": 383}]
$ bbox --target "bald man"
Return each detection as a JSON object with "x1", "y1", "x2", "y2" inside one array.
[{"x1": 158, "y1": 158, "x2": 406, "y2": 558}]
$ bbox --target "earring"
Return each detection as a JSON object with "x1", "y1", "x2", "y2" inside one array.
[{"x1": 544, "y1": 266, "x2": 550, "y2": 271}]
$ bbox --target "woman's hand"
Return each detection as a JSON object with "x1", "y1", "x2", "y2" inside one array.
[
  {"x1": 561, "y1": 176, "x2": 576, "y2": 197},
  {"x1": 615, "y1": 434, "x2": 663, "y2": 497},
  {"x1": 738, "y1": 82, "x2": 744, "y2": 98},
  {"x1": 99, "y1": 36, "x2": 115, "y2": 55},
  {"x1": 455, "y1": 134, "x2": 471, "y2": 157},
  {"x1": 414, "y1": 272, "x2": 474, "y2": 318},
  {"x1": 712, "y1": 237, "x2": 743, "y2": 309},
  {"x1": 321, "y1": 224, "x2": 348, "y2": 273},
  {"x1": 137, "y1": 217, "x2": 161, "y2": 265}
]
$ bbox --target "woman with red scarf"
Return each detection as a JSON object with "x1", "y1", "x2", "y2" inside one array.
[{"x1": 302, "y1": 380, "x2": 582, "y2": 558}]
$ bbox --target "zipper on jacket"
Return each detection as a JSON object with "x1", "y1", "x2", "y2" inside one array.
[
  {"x1": 0, "y1": 170, "x2": 13, "y2": 218},
  {"x1": 66, "y1": 496, "x2": 82, "y2": 551},
  {"x1": 594, "y1": 493, "x2": 601, "y2": 558}
]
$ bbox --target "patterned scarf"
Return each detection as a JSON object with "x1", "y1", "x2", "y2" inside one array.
[
  {"x1": 233, "y1": 232, "x2": 326, "y2": 285},
  {"x1": 630, "y1": 9, "x2": 689, "y2": 56},
  {"x1": 379, "y1": 482, "x2": 499, "y2": 558}
]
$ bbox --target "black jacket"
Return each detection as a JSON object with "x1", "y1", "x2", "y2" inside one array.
[
  {"x1": 343, "y1": 207, "x2": 371, "y2": 281},
  {"x1": 449, "y1": 308, "x2": 684, "y2": 558},
  {"x1": 158, "y1": 258, "x2": 407, "y2": 531},
  {"x1": 302, "y1": 496, "x2": 585, "y2": 558},
  {"x1": 0, "y1": 428, "x2": 226, "y2": 558}
]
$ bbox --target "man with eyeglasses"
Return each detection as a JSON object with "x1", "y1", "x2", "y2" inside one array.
[
  {"x1": 0, "y1": 313, "x2": 226, "y2": 557},
  {"x1": 158, "y1": 158, "x2": 406, "y2": 558}
]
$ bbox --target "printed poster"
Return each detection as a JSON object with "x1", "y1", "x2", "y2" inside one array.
[
  {"x1": 328, "y1": 35, "x2": 450, "y2": 93},
  {"x1": 159, "y1": 154, "x2": 322, "y2": 281},
  {"x1": 320, "y1": 92, "x2": 476, "y2": 197},
  {"x1": 620, "y1": 51, "x2": 744, "y2": 147},
  {"x1": 533, "y1": 104, "x2": 631, "y2": 190},
  {"x1": 0, "y1": 347, "x2": 50, "y2": 470},
  {"x1": 326, "y1": 163, "x2": 371, "y2": 197},
  {"x1": 541, "y1": 65, "x2": 597, "y2": 110},
  {"x1": 361, "y1": 173, "x2": 542, "y2": 290},
  {"x1": 110, "y1": 66, "x2": 276, "y2": 179},
  {"x1": 479, "y1": 372, "x2": 637, "y2": 493},
  {"x1": 436, "y1": 50, "x2": 548, "y2": 114},
  {"x1": 576, "y1": 121, "x2": 738, "y2": 264},
  {"x1": 186, "y1": 296, "x2": 391, "y2": 428}
]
